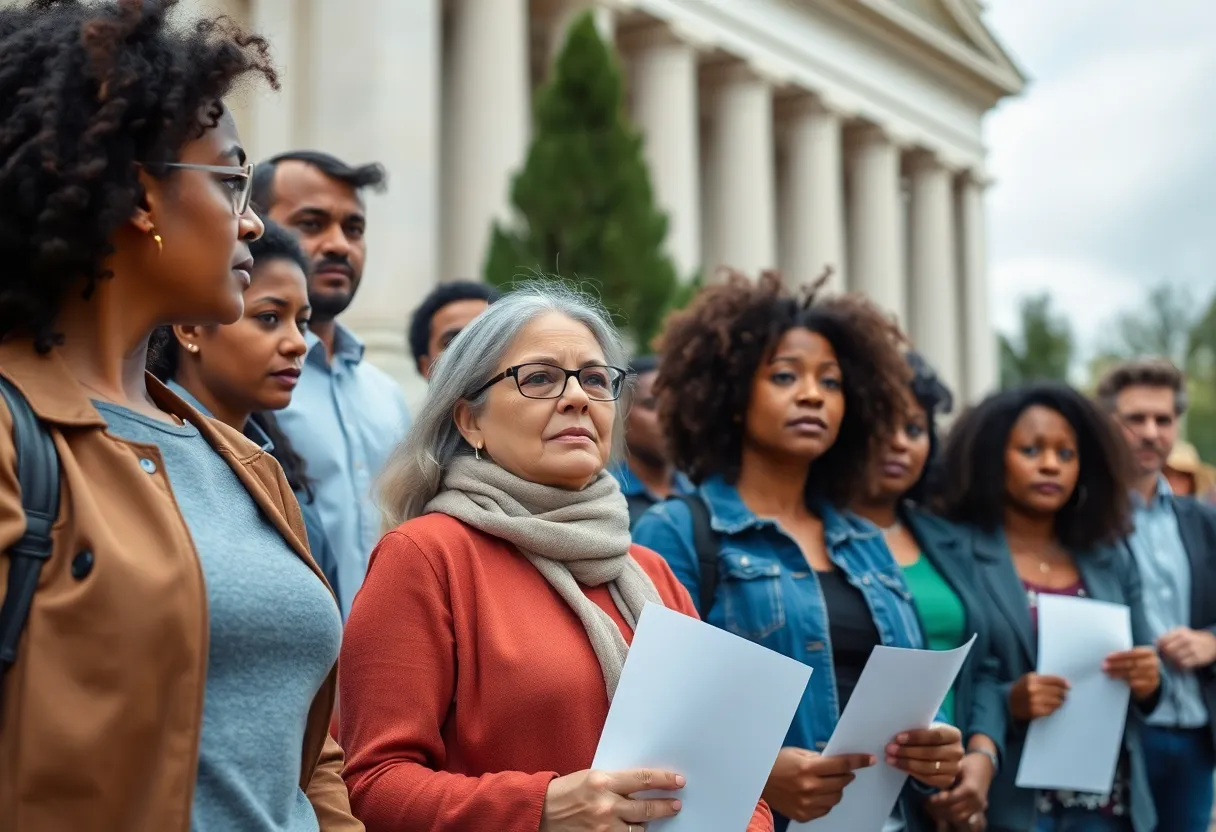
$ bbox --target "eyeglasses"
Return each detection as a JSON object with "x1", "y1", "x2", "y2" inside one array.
[
  {"x1": 143, "y1": 162, "x2": 255, "y2": 216},
  {"x1": 473, "y1": 363, "x2": 628, "y2": 401}
]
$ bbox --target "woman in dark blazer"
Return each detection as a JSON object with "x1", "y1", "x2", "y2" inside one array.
[
  {"x1": 931, "y1": 383, "x2": 1162, "y2": 832},
  {"x1": 852, "y1": 352, "x2": 1008, "y2": 831}
]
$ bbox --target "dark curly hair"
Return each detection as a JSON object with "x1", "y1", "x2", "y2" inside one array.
[
  {"x1": 0, "y1": 0, "x2": 277, "y2": 352},
  {"x1": 930, "y1": 382, "x2": 1134, "y2": 551},
  {"x1": 655, "y1": 269, "x2": 910, "y2": 508},
  {"x1": 902, "y1": 350, "x2": 954, "y2": 505}
]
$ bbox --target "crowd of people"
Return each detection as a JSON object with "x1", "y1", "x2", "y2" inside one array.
[{"x1": 0, "y1": 3, "x2": 1213, "y2": 832}]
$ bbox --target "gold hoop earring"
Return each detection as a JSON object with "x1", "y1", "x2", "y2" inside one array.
[{"x1": 152, "y1": 232, "x2": 163, "y2": 257}]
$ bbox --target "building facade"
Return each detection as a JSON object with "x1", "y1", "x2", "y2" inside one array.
[{"x1": 202, "y1": 0, "x2": 1024, "y2": 407}]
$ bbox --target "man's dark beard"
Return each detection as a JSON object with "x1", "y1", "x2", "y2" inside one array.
[
  {"x1": 628, "y1": 443, "x2": 668, "y2": 471},
  {"x1": 309, "y1": 254, "x2": 357, "y2": 322},
  {"x1": 309, "y1": 292, "x2": 354, "y2": 323}
]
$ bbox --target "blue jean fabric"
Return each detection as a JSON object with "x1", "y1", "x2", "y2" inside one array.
[{"x1": 1142, "y1": 725, "x2": 1215, "y2": 832}]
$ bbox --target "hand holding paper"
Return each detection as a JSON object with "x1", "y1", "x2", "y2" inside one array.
[
  {"x1": 593, "y1": 603, "x2": 812, "y2": 831},
  {"x1": 792, "y1": 635, "x2": 976, "y2": 831},
  {"x1": 1015, "y1": 594, "x2": 1132, "y2": 794},
  {"x1": 763, "y1": 747, "x2": 876, "y2": 824}
]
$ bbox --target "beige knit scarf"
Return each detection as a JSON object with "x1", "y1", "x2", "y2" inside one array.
[{"x1": 424, "y1": 455, "x2": 663, "y2": 699}]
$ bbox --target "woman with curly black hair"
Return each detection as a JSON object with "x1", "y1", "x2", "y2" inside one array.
[
  {"x1": 851, "y1": 352, "x2": 1007, "y2": 831},
  {"x1": 932, "y1": 383, "x2": 1160, "y2": 832},
  {"x1": 633, "y1": 271, "x2": 965, "y2": 831},
  {"x1": 0, "y1": 2, "x2": 357, "y2": 830}
]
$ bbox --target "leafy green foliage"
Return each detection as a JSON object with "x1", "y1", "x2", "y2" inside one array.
[
  {"x1": 483, "y1": 12, "x2": 682, "y2": 350},
  {"x1": 999, "y1": 293, "x2": 1076, "y2": 388}
]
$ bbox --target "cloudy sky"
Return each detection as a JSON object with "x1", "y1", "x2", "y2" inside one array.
[{"x1": 981, "y1": 0, "x2": 1216, "y2": 357}]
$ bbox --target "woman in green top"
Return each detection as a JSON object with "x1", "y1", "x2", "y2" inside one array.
[{"x1": 852, "y1": 352, "x2": 1010, "y2": 832}]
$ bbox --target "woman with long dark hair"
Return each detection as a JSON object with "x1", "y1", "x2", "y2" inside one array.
[
  {"x1": 850, "y1": 352, "x2": 1007, "y2": 831},
  {"x1": 933, "y1": 383, "x2": 1161, "y2": 832},
  {"x1": 147, "y1": 220, "x2": 340, "y2": 595},
  {"x1": 0, "y1": 2, "x2": 357, "y2": 829}
]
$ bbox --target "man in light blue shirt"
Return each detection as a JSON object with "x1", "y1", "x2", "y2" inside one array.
[
  {"x1": 1098, "y1": 359, "x2": 1216, "y2": 832},
  {"x1": 253, "y1": 151, "x2": 411, "y2": 617}
]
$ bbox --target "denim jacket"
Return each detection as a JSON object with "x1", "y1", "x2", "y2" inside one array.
[
  {"x1": 633, "y1": 476, "x2": 937, "y2": 750},
  {"x1": 634, "y1": 478, "x2": 943, "y2": 831}
]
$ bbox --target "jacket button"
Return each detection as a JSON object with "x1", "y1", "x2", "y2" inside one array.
[
  {"x1": 139, "y1": 458, "x2": 157, "y2": 474},
  {"x1": 71, "y1": 550, "x2": 94, "y2": 580}
]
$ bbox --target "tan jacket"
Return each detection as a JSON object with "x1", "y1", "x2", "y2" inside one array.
[{"x1": 0, "y1": 341, "x2": 363, "y2": 832}]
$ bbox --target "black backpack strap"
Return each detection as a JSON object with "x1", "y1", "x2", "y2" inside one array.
[
  {"x1": 0, "y1": 377, "x2": 60, "y2": 706},
  {"x1": 672, "y1": 493, "x2": 720, "y2": 616},
  {"x1": 624, "y1": 492, "x2": 653, "y2": 530}
]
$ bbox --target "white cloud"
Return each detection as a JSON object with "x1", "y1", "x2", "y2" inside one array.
[{"x1": 982, "y1": 0, "x2": 1216, "y2": 355}]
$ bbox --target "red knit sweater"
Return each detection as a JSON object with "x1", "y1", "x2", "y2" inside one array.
[{"x1": 339, "y1": 512, "x2": 774, "y2": 832}]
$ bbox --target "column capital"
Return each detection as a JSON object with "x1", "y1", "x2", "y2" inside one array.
[
  {"x1": 700, "y1": 59, "x2": 788, "y2": 91},
  {"x1": 958, "y1": 167, "x2": 995, "y2": 189},
  {"x1": 849, "y1": 121, "x2": 909, "y2": 151},
  {"x1": 775, "y1": 91, "x2": 854, "y2": 122},
  {"x1": 618, "y1": 18, "x2": 714, "y2": 53}
]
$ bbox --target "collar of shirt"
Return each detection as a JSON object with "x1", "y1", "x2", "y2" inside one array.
[
  {"x1": 1132, "y1": 474, "x2": 1174, "y2": 512},
  {"x1": 165, "y1": 379, "x2": 275, "y2": 453},
  {"x1": 698, "y1": 474, "x2": 880, "y2": 547},
  {"x1": 304, "y1": 321, "x2": 366, "y2": 371},
  {"x1": 611, "y1": 462, "x2": 693, "y2": 499}
]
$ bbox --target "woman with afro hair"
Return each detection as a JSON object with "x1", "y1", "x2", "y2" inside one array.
[
  {"x1": 0, "y1": 2, "x2": 358, "y2": 830},
  {"x1": 633, "y1": 271, "x2": 965, "y2": 831}
]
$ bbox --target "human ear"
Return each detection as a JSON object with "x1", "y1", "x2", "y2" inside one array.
[{"x1": 453, "y1": 399, "x2": 484, "y2": 453}]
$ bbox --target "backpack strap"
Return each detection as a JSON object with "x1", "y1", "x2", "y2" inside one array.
[
  {"x1": 624, "y1": 491, "x2": 653, "y2": 530},
  {"x1": 0, "y1": 377, "x2": 61, "y2": 708},
  {"x1": 671, "y1": 493, "x2": 720, "y2": 616}
]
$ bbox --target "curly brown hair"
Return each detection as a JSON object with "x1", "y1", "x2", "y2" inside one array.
[
  {"x1": 0, "y1": 0, "x2": 277, "y2": 352},
  {"x1": 655, "y1": 269, "x2": 910, "y2": 507}
]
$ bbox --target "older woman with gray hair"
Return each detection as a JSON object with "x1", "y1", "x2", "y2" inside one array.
[{"x1": 337, "y1": 282, "x2": 774, "y2": 832}]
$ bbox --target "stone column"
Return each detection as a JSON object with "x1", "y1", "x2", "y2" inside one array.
[
  {"x1": 779, "y1": 97, "x2": 846, "y2": 292},
  {"x1": 702, "y1": 64, "x2": 776, "y2": 276},
  {"x1": 958, "y1": 171, "x2": 997, "y2": 401},
  {"x1": 442, "y1": 0, "x2": 530, "y2": 283},
  {"x1": 548, "y1": 0, "x2": 615, "y2": 62},
  {"x1": 907, "y1": 152, "x2": 961, "y2": 397},
  {"x1": 848, "y1": 126, "x2": 906, "y2": 323},
  {"x1": 304, "y1": 0, "x2": 441, "y2": 404},
  {"x1": 625, "y1": 24, "x2": 701, "y2": 279}
]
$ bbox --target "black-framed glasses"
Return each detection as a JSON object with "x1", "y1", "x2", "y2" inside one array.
[
  {"x1": 142, "y1": 162, "x2": 255, "y2": 216},
  {"x1": 473, "y1": 363, "x2": 628, "y2": 401}
]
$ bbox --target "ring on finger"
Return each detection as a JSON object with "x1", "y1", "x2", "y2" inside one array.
[{"x1": 934, "y1": 760, "x2": 941, "y2": 772}]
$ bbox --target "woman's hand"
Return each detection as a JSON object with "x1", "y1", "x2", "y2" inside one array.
[
  {"x1": 540, "y1": 768, "x2": 684, "y2": 832},
  {"x1": 1008, "y1": 672, "x2": 1069, "y2": 721},
  {"x1": 1104, "y1": 646, "x2": 1160, "y2": 702},
  {"x1": 926, "y1": 752, "x2": 995, "y2": 827},
  {"x1": 885, "y1": 724, "x2": 964, "y2": 789},
  {"x1": 762, "y1": 746, "x2": 876, "y2": 823}
]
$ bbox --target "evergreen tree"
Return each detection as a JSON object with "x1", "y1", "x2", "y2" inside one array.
[{"x1": 483, "y1": 12, "x2": 681, "y2": 349}]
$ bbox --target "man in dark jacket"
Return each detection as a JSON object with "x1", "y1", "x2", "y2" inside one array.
[{"x1": 1098, "y1": 358, "x2": 1216, "y2": 832}]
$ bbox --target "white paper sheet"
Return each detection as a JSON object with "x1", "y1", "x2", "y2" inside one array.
[
  {"x1": 794, "y1": 635, "x2": 977, "y2": 832},
  {"x1": 1015, "y1": 594, "x2": 1132, "y2": 794},
  {"x1": 592, "y1": 602, "x2": 812, "y2": 832}
]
